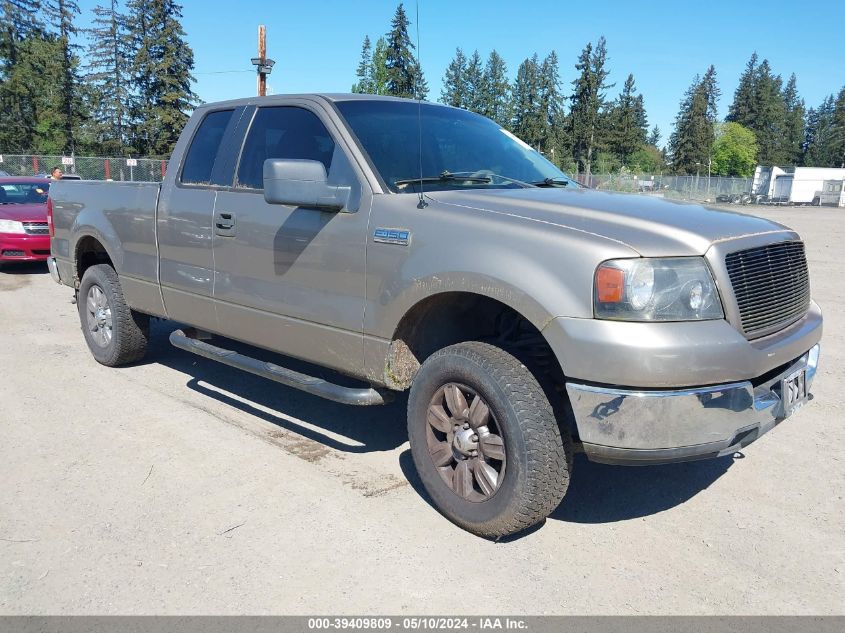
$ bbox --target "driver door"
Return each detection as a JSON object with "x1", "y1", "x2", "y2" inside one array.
[{"x1": 212, "y1": 102, "x2": 371, "y2": 377}]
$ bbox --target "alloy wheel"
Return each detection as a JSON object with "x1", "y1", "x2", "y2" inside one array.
[
  {"x1": 85, "y1": 285, "x2": 113, "y2": 347},
  {"x1": 425, "y1": 383, "x2": 507, "y2": 502}
]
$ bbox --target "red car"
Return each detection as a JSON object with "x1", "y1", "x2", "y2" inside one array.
[{"x1": 0, "y1": 177, "x2": 52, "y2": 264}]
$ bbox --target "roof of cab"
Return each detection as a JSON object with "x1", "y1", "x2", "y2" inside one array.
[{"x1": 192, "y1": 93, "x2": 442, "y2": 111}]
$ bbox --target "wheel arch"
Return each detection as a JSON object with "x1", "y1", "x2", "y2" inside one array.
[
  {"x1": 73, "y1": 232, "x2": 118, "y2": 285},
  {"x1": 383, "y1": 290, "x2": 568, "y2": 393}
]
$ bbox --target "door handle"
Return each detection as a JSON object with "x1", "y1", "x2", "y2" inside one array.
[{"x1": 215, "y1": 212, "x2": 236, "y2": 236}]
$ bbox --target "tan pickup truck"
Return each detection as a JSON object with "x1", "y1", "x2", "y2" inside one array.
[{"x1": 48, "y1": 94, "x2": 822, "y2": 537}]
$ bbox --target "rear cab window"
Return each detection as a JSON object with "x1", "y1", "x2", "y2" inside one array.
[{"x1": 180, "y1": 109, "x2": 236, "y2": 185}]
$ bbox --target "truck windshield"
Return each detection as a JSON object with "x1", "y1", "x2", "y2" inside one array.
[{"x1": 334, "y1": 100, "x2": 576, "y2": 193}]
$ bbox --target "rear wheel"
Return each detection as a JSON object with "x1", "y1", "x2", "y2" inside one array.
[
  {"x1": 77, "y1": 264, "x2": 149, "y2": 366},
  {"x1": 407, "y1": 341, "x2": 571, "y2": 538}
]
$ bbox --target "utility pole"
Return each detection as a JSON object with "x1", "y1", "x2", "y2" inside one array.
[{"x1": 251, "y1": 25, "x2": 275, "y2": 97}]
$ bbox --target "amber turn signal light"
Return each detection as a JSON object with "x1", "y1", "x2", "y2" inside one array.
[{"x1": 596, "y1": 265, "x2": 624, "y2": 303}]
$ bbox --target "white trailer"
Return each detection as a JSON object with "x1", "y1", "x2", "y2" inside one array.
[
  {"x1": 819, "y1": 179, "x2": 845, "y2": 207},
  {"x1": 753, "y1": 166, "x2": 845, "y2": 204}
]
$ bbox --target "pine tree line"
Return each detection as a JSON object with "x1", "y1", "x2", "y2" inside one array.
[
  {"x1": 353, "y1": 16, "x2": 661, "y2": 175},
  {"x1": 0, "y1": 0, "x2": 197, "y2": 157},
  {"x1": 444, "y1": 36, "x2": 660, "y2": 175},
  {"x1": 669, "y1": 52, "x2": 845, "y2": 176},
  {"x1": 353, "y1": 8, "x2": 845, "y2": 176}
]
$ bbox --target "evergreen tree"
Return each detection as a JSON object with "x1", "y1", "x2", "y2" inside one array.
[
  {"x1": 727, "y1": 52, "x2": 758, "y2": 126},
  {"x1": 1, "y1": 33, "x2": 67, "y2": 152},
  {"x1": 126, "y1": 0, "x2": 198, "y2": 156},
  {"x1": 85, "y1": 0, "x2": 132, "y2": 155},
  {"x1": 701, "y1": 64, "x2": 720, "y2": 122},
  {"x1": 635, "y1": 95, "x2": 648, "y2": 135},
  {"x1": 803, "y1": 96, "x2": 836, "y2": 167},
  {"x1": 605, "y1": 73, "x2": 648, "y2": 165},
  {"x1": 511, "y1": 54, "x2": 542, "y2": 148},
  {"x1": 669, "y1": 68, "x2": 719, "y2": 174},
  {"x1": 0, "y1": 0, "x2": 44, "y2": 151},
  {"x1": 0, "y1": 0, "x2": 41, "y2": 66},
  {"x1": 440, "y1": 47, "x2": 466, "y2": 108},
  {"x1": 537, "y1": 50, "x2": 565, "y2": 158},
  {"x1": 464, "y1": 49, "x2": 484, "y2": 113},
  {"x1": 480, "y1": 50, "x2": 510, "y2": 127},
  {"x1": 831, "y1": 87, "x2": 845, "y2": 168},
  {"x1": 384, "y1": 3, "x2": 426, "y2": 99},
  {"x1": 568, "y1": 36, "x2": 611, "y2": 176},
  {"x1": 727, "y1": 53, "x2": 788, "y2": 165},
  {"x1": 781, "y1": 74, "x2": 805, "y2": 165},
  {"x1": 647, "y1": 125, "x2": 661, "y2": 147},
  {"x1": 44, "y1": 0, "x2": 82, "y2": 153},
  {"x1": 371, "y1": 37, "x2": 389, "y2": 95},
  {"x1": 352, "y1": 35, "x2": 373, "y2": 94},
  {"x1": 751, "y1": 59, "x2": 785, "y2": 165}
]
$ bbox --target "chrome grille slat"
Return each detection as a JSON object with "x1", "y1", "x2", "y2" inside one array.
[
  {"x1": 726, "y1": 240, "x2": 810, "y2": 336},
  {"x1": 735, "y1": 283, "x2": 809, "y2": 301},
  {"x1": 736, "y1": 288, "x2": 810, "y2": 306},
  {"x1": 22, "y1": 221, "x2": 49, "y2": 235}
]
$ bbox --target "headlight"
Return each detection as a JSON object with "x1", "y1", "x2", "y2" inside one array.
[
  {"x1": 0, "y1": 219, "x2": 26, "y2": 234},
  {"x1": 594, "y1": 257, "x2": 723, "y2": 321}
]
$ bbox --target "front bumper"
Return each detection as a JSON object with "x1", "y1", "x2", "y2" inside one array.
[
  {"x1": 566, "y1": 344, "x2": 820, "y2": 465},
  {"x1": 0, "y1": 233, "x2": 51, "y2": 261}
]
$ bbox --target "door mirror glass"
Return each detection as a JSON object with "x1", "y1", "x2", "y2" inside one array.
[{"x1": 263, "y1": 158, "x2": 350, "y2": 210}]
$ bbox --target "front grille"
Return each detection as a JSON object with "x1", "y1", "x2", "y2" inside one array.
[
  {"x1": 725, "y1": 240, "x2": 810, "y2": 337},
  {"x1": 22, "y1": 221, "x2": 49, "y2": 235},
  {"x1": 2, "y1": 250, "x2": 25, "y2": 257}
]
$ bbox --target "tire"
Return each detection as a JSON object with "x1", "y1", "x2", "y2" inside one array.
[
  {"x1": 77, "y1": 264, "x2": 149, "y2": 366},
  {"x1": 407, "y1": 341, "x2": 571, "y2": 538}
]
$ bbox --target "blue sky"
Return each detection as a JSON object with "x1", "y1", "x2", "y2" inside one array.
[{"x1": 76, "y1": 0, "x2": 843, "y2": 146}]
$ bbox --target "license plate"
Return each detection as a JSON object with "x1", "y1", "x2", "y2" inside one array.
[{"x1": 782, "y1": 368, "x2": 808, "y2": 417}]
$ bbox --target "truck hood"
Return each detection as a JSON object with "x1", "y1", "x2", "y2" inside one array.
[
  {"x1": 0, "y1": 203, "x2": 47, "y2": 223},
  {"x1": 427, "y1": 187, "x2": 792, "y2": 256}
]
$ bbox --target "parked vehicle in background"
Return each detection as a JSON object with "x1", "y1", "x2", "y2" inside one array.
[
  {"x1": 819, "y1": 179, "x2": 845, "y2": 207},
  {"x1": 0, "y1": 177, "x2": 52, "y2": 265},
  {"x1": 48, "y1": 94, "x2": 823, "y2": 538},
  {"x1": 716, "y1": 192, "x2": 753, "y2": 205}
]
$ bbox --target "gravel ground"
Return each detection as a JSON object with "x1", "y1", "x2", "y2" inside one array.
[{"x1": 0, "y1": 207, "x2": 842, "y2": 615}]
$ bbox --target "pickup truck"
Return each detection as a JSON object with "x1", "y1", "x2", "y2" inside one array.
[{"x1": 47, "y1": 94, "x2": 823, "y2": 538}]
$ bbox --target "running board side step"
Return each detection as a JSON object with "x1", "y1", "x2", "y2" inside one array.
[{"x1": 169, "y1": 329, "x2": 388, "y2": 406}]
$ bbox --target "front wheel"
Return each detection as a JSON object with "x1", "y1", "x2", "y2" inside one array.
[
  {"x1": 407, "y1": 342, "x2": 571, "y2": 538},
  {"x1": 77, "y1": 264, "x2": 149, "y2": 366}
]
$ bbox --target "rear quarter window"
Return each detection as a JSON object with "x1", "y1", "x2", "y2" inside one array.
[{"x1": 180, "y1": 109, "x2": 235, "y2": 185}]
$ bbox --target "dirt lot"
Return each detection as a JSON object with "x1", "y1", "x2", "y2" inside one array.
[{"x1": 0, "y1": 207, "x2": 843, "y2": 615}]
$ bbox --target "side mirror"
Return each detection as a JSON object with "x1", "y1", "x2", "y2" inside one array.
[{"x1": 263, "y1": 159, "x2": 350, "y2": 211}]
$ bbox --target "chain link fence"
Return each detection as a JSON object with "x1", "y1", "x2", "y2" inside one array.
[
  {"x1": 1, "y1": 153, "x2": 756, "y2": 203},
  {"x1": 0, "y1": 154, "x2": 169, "y2": 182},
  {"x1": 575, "y1": 173, "x2": 755, "y2": 202}
]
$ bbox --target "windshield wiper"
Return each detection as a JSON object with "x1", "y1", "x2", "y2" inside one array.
[
  {"x1": 530, "y1": 178, "x2": 574, "y2": 188},
  {"x1": 394, "y1": 171, "x2": 492, "y2": 187}
]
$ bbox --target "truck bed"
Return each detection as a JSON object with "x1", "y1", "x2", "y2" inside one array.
[{"x1": 50, "y1": 180, "x2": 163, "y2": 314}]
